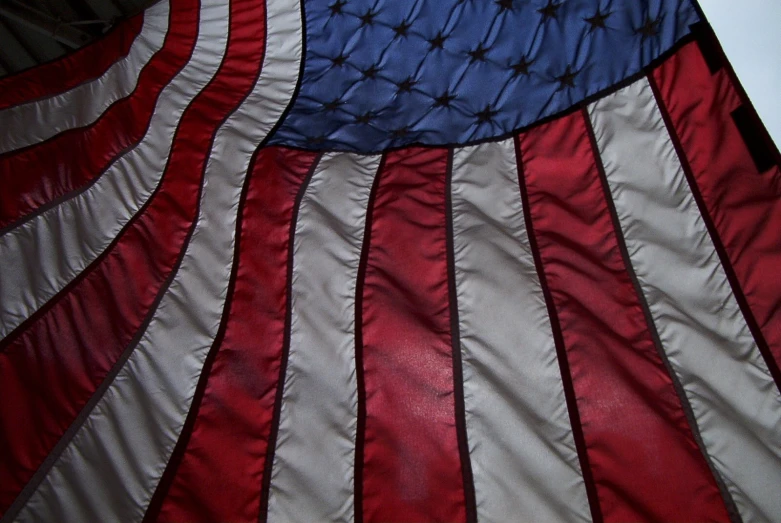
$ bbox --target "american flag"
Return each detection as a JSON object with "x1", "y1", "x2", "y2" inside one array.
[{"x1": 1, "y1": 0, "x2": 780, "y2": 521}]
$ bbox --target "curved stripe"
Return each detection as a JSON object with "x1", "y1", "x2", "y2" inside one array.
[
  {"x1": 444, "y1": 149, "x2": 478, "y2": 523},
  {"x1": 0, "y1": 0, "x2": 197, "y2": 231},
  {"x1": 588, "y1": 78, "x2": 781, "y2": 523},
  {"x1": 267, "y1": 152, "x2": 379, "y2": 523},
  {"x1": 520, "y1": 112, "x2": 731, "y2": 522},
  {"x1": 0, "y1": 0, "x2": 229, "y2": 341},
  {"x1": 13, "y1": 0, "x2": 303, "y2": 519},
  {"x1": 652, "y1": 42, "x2": 781, "y2": 384},
  {"x1": 152, "y1": 148, "x2": 318, "y2": 523},
  {"x1": 450, "y1": 139, "x2": 591, "y2": 523},
  {"x1": 0, "y1": 1, "x2": 170, "y2": 154},
  {"x1": 0, "y1": 0, "x2": 264, "y2": 513},
  {"x1": 0, "y1": 13, "x2": 144, "y2": 111}
]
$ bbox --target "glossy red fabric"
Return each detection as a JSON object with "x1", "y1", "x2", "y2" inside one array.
[
  {"x1": 517, "y1": 113, "x2": 730, "y2": 522},
  {"x1": 152, "y1": 148, "x2": 316, "y2": 522},
  {"x1": 359, "y1": 148, "x2": 466, "y2": 523},
  {"x1": 0, "y1": 0, "x2": 198, "y2": 229},
  {"x1": 0, "y1": 0, "x2": 265, "y2": 513},
  {"x1": 0, "y1": 13, "x2": 144, "y2": 110},
  {"x1": 653, "y1": 41, "x2": 781, "y2": 381}
]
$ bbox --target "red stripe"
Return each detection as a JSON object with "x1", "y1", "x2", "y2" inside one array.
[
  {"x1": 0, "y1": 0, "x2": 197, "y2": 229},
  {"x1": 150, "y1": 148, "x2": 317, "y2": 523},
  {"x1": 517, "y1": 112, "x2": 731, "y2": 522},
  {"x1": 0, "y1": 0, "x2": 265, "y2": 512},
  {"x1": 359, "y1": 147, "x2": 466, "y2": 523},
  {"x1": 652, "y1": 41, "x2": 781, "y2": 383},
  {"x1": 0, "y1": 12, "x2": 144, "y2": 110}
]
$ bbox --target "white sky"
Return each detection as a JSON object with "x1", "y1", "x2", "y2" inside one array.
[{"x1": 700, "y1": 0, "x2": 781, "y2": 146}]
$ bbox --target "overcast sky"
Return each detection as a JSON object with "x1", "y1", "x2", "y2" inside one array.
[{"x1": 700, "y1": 0, "x2": 781, "y2": 146}]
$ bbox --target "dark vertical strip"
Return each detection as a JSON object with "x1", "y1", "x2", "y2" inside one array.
[
  {"x1": 512, "y1": 135, "x2": 603, "y2": 523},
  {"x1": 647, "y1": 73, "x2": 781, "y2": 391},
  {"x1": 582, "y1": 107, "x2": 742, "y2": 523},
  {"x1": 443, "y1": 146, "x2": 477, "y2": 523},
  {"x1": 720, "y1": 76, "x2": 781, "y2": 168},
  {"x1": 352, "y1": 153, "x2": 386, "y2": 523},
  {"x1": 257, "y1": 153, "x2": 321, "y2": 523},
  {"x1": 688, "y1": 22, "x2": 724, "y2": 74},
  {"x1": 731, "y1": 105, "x2": 775, "y2": 173}
]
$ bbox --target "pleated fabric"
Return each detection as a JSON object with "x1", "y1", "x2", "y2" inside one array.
[{"x1": 1, "y1": 1, "x2": 780, "y2": 522}]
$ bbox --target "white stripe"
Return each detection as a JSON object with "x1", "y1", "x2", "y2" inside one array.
[
  {"x1": 0, "y1": 0, "x2": 227, "y2": 340},
  {"x1": 588, "y1": 78, "x2": 781, "y2": 523},
  {"x1": 267, "y1": 152, "x2": 379, "y2": 523},
  {"x1": 13, "y1": 0, "x2": 304, "y2": 520},
  {"x1": 0, "y1": 1, "x2": 170, "y2": 154},
  {"x1": 450, "y1": 140, "x2": 592, "y2": 523}
]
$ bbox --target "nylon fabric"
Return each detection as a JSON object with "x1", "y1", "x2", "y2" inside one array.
[
  {"x1": 518, "y1": 111, "x2": 731, "y2": 522},
  {"x1": 359, "y1": 148, "x2": 467, "y2": 523},
  {"x1": 10, "y1": 0, "x2": 304, "y2": 519},
  {"x1": 1, "y1": 1, "x2": 780, "y2": 520},
  {"x1": 450, "y1": 139, "x2": 591, "y2": 523},
  {"x1": 268, "y1": 152, "x2": 378, "y2": 523},
  {"x1": 653, "y1": 41, "x2": 781, "y2": 381},
  {"x1": 0, "y1": 0, "x2": 197, "y2": 229},
  {"x1": 271, "y1": 0, "x2": 700, "y2": 151},
  {"x1": 0, "y1": 12, "x2": 144, "y2": 110},
  {"x1": 0, "y1": 0, "x2": 229, "y2": 341},
  {"x1": 0, "y1": 1, "x2": 170, "y2": 154},
  {"x1": 588, "y1": 78, "x2": 781, "y2": 523},
  {"x1": 154, "y1": 148, "x2": 317, "y2": 523},
  {"x1": 0, "y1": 0, "x2": 265, "y2": 513}
]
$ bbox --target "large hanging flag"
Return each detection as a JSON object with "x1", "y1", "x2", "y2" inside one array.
[{"x1": 1, "y1": 0, "x2": 780, "y2": 521}]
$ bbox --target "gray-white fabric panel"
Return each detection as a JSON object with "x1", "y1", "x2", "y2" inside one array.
[
  {"x1": 0, "y1": 0, "x2": 228, "y2": 340},
  {"x1": 588, "y1": 78, "x2": 781, "y2": 523},
  {"x1": 268, "y1": 153, "x2": 380, "y2": 522},
  {"x1": 0, "y1": 1, "x2": 171, "y2": 154},
  {"x1": 267, "y1": 152, "x2": 380, "y2": 523},
  {"x1": 450, "y1": 140, "x2": 592, "y2": 523},
  {"x1": 11, "y1": 0, "x2": 304, "y2": 520}
]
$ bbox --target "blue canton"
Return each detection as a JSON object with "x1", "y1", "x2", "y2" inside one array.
[{"x1": 270, "y1": 0, "x2": 701, "y2": 152}]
